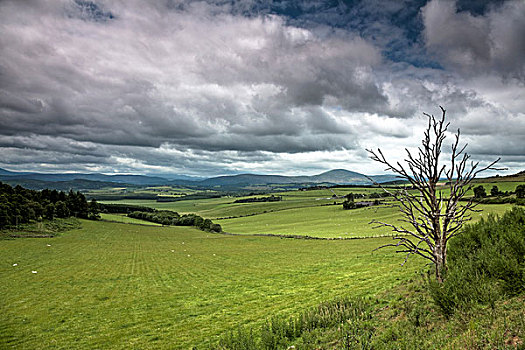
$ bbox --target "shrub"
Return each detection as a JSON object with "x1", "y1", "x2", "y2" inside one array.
[
  {"x1": 516, "y1": 184, "x2": 525, "y2": 198},
  {"x1": 473, "y1": 185, "x2": 487, "y2": 198},
  {"x1": 428, "y1": 207, "x2": 525, "y2": 316},
  {"x1": 128, "y1": 210, "x2": 222, "y2": 233}
]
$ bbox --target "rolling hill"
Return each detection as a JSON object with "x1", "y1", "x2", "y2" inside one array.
[
  {"x1": 198, "y1": 169, "x2": 398, "y2": 187},
  {"x1": 0, "y1": 167, "x2": 399, "y2": 190}
]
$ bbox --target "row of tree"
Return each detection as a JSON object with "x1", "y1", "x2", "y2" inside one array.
[
  {"x1": 234, "y1": 195, "x2": 282, "y2": 203},
  {"x1": 128, "y1": 210, "x2": 222, "y2": 233},
  {"x1": 0, "y1": 182, "x2": 100, "y2": 228},
  {"x1": 473, "y1": 184, "x2": 525, "y2": 198}
]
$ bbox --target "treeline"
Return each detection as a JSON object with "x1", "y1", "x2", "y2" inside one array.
[
  {"x1": 470, "y1": 184, "x2": 525, "y2": 205},
  {"x1": 0, "y1": 182, "x2": 99, "y2": 228},
  {"x1": 88, "y1": 193, "x2": 158, "y2": 201},
  {"x1": 234, "y1": 195, "x2": 282, "y2": 203},
  {"x1": 128, "y1": 210, "x2": 222, "y2": 233},
  {"x1": 98, "y1": 203, "x2": 156, "y2": 214}
]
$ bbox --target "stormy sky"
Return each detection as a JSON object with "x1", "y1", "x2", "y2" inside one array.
[{"x1": 0, "y1": 0, "x2": 524, "y2": 177}]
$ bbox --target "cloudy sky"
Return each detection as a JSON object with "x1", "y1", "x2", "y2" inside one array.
[{"x1": 0, "y1": 0, "x2": 524, "y2": 177}]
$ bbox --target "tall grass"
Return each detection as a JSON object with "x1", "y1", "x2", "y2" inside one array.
[{"x1": 214, "y1": 298, "x2": 374, "y2": 350}]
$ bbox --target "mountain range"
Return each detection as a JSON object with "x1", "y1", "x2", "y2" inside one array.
[{"x1": 0, "y1": 168, "x2": 399, "y2": 190}]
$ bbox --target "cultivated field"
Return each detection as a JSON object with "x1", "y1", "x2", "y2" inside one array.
[{"x1": 1, "y1": 221, "x2": 421, "y2": 349}]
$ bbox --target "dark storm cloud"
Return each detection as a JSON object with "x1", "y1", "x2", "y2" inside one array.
[
  {"x1": 0, "y1": 0, "x2": 523, "y2": 176},
  {"x1": 0, "y1": 0, "x2": 387, "y2": 152},
  {"x1": 422, "y1": 0, "x2": 525, "y2": 79}
]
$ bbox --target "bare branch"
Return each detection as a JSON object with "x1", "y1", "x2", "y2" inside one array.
[{"x1": 368, "y1": 106, "x2": 500, "y2": 282}]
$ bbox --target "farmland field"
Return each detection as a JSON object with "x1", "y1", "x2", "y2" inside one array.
[
  {"x1": 2, "y1": 180, "x2": 523, "y2": 348},
  {"x1": 101, "y1": 185, "x2": 519, "y2": 239},
  {"x1": 1, "y1": 220, "x2": 421, "y2": 349},
  {"x1": 218, "y1": 203, "x2": 515, "y2": 238}
]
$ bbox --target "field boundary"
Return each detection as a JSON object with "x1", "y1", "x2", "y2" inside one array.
[{"x1": 220, "y1": 231, "x2": 401, "y2": 240}]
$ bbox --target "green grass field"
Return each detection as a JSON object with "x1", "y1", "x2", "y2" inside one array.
[
  {"x1": 1, "y1": 220, "x2": 421, "y2": 349},
  {"x1": 98, "y1": 187, "x2": 385, "y2": 219},
  {"x1": 218, "y1": 203, "x2": 514, "y2": 238},
  {"x1": 101, "y1": 183, "x2": 521, "y2": 239},
  {"x1": 2, "y1": 180, "x2": 522, "y2": 348},
  {"x1": 99, "y1": 213, "x2": 163, "y2": 226}
]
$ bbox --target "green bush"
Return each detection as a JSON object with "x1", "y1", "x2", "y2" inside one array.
[
  {"x1": 128, "y1": 210, "x2": 222, "y2": 233},
  {"x1": 428, "y1": 207, "x2": 525, "y2": 316}
]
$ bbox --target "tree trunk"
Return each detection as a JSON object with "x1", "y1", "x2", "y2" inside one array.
[{"x1": 434, "y1": 242, "x2": 447, "y2": 283}]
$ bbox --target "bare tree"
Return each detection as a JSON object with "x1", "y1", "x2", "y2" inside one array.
[{"x1": 367, "y1": 106, "x2": 500, "y2": 282}]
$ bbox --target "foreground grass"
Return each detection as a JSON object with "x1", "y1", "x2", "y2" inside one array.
[
  {"x1": 0, "y1": 220, "x2": 420, "y2": 349},
  {"x1": 215, "y1": 207, "x2": 525, "y2": 349},
  {"x1": 215, "y1": 277, "x2": 524, "y2": 349}
]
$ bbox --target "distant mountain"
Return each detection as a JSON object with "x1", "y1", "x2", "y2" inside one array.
[
  {"x1": 0, "y1": 168, "x2": 32, "y2": 176},
  {"x1": 0, "y1": 169, "x2": 170, "y2": 186},
  {"x1": 199, "y1": 174, "x2": 294, "y2": 187},
  {"x1": 153, "y1": 173, "x2": 205, "y2": 181},
  {"x1": 308, "y1": 169, "x2": 374, "y2": 184},
  {"x1": 0, "y1": 178, "x2": 128, "y2": 191},
  {"x1": 199, "y1": 169, "x2": 398, "y2": 187},
  {"x1": 0, "y1": 167, "x2": 399, "y2": 190}
]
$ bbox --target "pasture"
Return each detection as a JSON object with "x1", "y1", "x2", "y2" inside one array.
[
  {"x1": 100, "y1": 183, "x2": 519, "y2": 239},
  {"x1": 218, "y1": 203, "x2": 514, "y2": 238},
  {"x1": 1, "y1": 220, "x2": 420, "y2": 349},
  {"x1": 100, "y1": 213, "x2": 162, "y2": 226}
]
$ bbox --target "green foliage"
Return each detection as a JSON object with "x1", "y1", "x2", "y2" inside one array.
[
  {"x1": 55, "y1": 200, "x2": 70, "y2": 218},
  {"x1": 490, "y1": 185, "x2": 500, "y2": 196},
  {"x1": 0, "y1": 182, "x2": 91, "y2": 229},
  {"x1": 473, "y1": 185, "x2": 487, "y2": 198},
  {"x1": 217, "y1": 274, "x2": 525, "y2": 350},
  {"x1": 44, "y1": 203, "x2": 55, "y2": 220},
  {"x1": 98, "y1": 202, "x2": 156, "y2": 214},
  {"x1": 0, "y1": 217, "x2": 82, "y2": 239},
  {"x1": 342, "y1": 197, "x2": 356, "y2": 210},
  {"x1": 88, "y1": 199, "x2": 101, "y2": 220},
  {"x1": 474, "y1": 196, "x2": 520, "y2": 204},
  {"x1": 128, "y1": 210, "x2": 222, "y2": 232},
  {"x1": 233, "y1": 195, "x2": 282, "y2": 203},
  {"x1": 372, "y1": 279, "x2": 525, "y2": 350},
  {"x1": 342, "y1": 195, "x2": 372, "y2": 210},
  {"x1": 516, "y1": 184, "x2": 525, "y2": 199},
  {"x1": 428, "y1": 207, "x2": 525, "y2": 316}
]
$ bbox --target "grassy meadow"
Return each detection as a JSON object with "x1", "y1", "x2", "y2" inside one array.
[
  {"x1": 3, "y1": 180, "x2": 523, "y2": 348},
  {"x1": 0, "y1": 220, "x2": 421, "y2": 349},
  {"x1": 218, "y1": 203, "x2": 514, "y2": 238},
  {"x1": 99, "y1": 213, "x2": 163, "y2": 226},
  {"x1": 100, "y1": 183, "x2": 521, "y2": 239}
]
